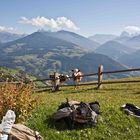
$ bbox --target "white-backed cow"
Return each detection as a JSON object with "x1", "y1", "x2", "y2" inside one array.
[{"x1": 72, "y1": 68, "x2": 83, "y2": 88}]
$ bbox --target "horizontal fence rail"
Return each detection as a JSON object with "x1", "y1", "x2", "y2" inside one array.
[
  {"x1": 101, "y1": 79, "x2": 140, "y2": 84},
  {"x1": 33, "y1": 67, "x2": 140, "y2": 82},
  {"x1": 34, "y1": 79, "x2": 140, "y2": 92},
  {"x1": 102, "y1": 68, "x2": 140, "y2": 74}
]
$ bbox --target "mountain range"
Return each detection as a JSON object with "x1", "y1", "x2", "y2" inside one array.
[
  {"x1": 95, "y1": 41, "x2": 134, "y2": 60},
  {"x1": 89, "y1": 31, "x2": 140, "y2": 69},
  {"x1": 0, "y1": 31, "x2": 26, "y2": 43},
  {"x1": 40, "y1": 30, "x2": 100, "y2": 51},
  {"x1": 0, "y1": 30, "x2": 128, "y2": 79},
  {"x1": 89, "y1": 34, "x2": 117, "y2": 44},
  {"x1": 118, "y1": 49, "x2": 140, "y2": 67},
  {"x1": 124, "y1": 35, "x2": 140, "y2": 50}
]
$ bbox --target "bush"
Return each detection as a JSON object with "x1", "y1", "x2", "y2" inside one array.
[{"x1": 0, "y1": 82, "x2": 37, "y2": 122}]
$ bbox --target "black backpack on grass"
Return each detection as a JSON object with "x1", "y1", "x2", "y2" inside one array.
[{"x1": 53, "y1": 99, "x2": 100, "y2": 130}]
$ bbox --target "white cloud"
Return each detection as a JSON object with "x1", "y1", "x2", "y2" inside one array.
[
  {"x1": 124, "y1": 26, "x2": 140, "y2": 34},
  {"x1": 20, "y1": 16, "x2": 79, "y2": 30},
  {"x1": 56, "y1": 17, "x2": 79, "y2": 30},
  {"x1": 0, "y1": 26, "x2": 15, "y2": 32}
]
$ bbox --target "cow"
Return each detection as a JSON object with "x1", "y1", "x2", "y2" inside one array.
[
  {"x1": 72, "y1": 68, "x2": 83, "y2": 89},
  {"x1": 50, "y1": 72, "x2": 69, "y2": 91}
]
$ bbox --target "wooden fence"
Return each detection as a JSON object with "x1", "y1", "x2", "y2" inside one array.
[
  {"x1": 32, "y1": 65, "x2": 140, "y2": 92},
  {"x1": 1, "y1": 65, "x2": 140, "y2": 92}
]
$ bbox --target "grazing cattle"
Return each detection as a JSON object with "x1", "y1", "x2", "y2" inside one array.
[
  {"x1": 72, "y1": 68, "x2": 83, "y2": 88},
  {"x1": 50, "y1": 72, "x2": 69, "y2": 91}
]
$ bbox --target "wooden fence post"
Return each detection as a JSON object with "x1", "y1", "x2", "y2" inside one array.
[{"x1": 97, "y1": 65, "x2": 103, "y2": 89}]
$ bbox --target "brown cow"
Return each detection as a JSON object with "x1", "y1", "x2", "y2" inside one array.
[{"x1": 50, "y1": 72, "x2": 69, "y2": 91}]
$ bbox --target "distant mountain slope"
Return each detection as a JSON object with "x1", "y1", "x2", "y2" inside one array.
[
  {"x1": 0, "y1": 66, "x2": 35, "y2": 82},
  {"x1": 0, "y1": 31, "x2": 85, "y2": 54},
  {"x1": 0, "y1": 31, "x2": 26, "y2": 43},
  {"x1": 42, "y1": 30, "x2": 100, "y2": 51},
  {"x1": 118, "y1": 49, "x2": 140, "y2": 67},
  {"x1": 77, "y1": 52, "x2": 126, "y2": 71},
  {"x1": 128, "y1": 34, "x2": 140, "y2": 42},
  {"x1": 115, "y1": 36, "x2": 131, "y2": 44},
  {"x1": 0, "y1": 31, "x2": 127, "y2": 78},
  {"x1": 89, "y1": 34, "x2": 117, "y2": 44},
  {"x1": 124, "y1": 34, "x2": 140, "y2": 50},
  {"x1": 95, "y1": 41, "x2": 134, "y2": 60}
]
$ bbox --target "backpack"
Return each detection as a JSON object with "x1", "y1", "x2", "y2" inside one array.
[
  {"x1": 8, "y1": 124, "x2": 43, "y2": 140},
  {"x1": 53, "y1": 100, "x2": 100, "y2": 130}
]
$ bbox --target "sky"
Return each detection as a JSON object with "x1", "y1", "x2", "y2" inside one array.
[{"x1": 0, "y1": 0, "x2": 140, "y2": 37}]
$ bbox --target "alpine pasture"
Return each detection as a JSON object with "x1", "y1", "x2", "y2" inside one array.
[{"x1": 25, "y1": 77, "x2": 140, "y2": 140}]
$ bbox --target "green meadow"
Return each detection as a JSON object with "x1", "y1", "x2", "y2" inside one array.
[{"x1": 26, "y1": 77, "x2": 140, "y2": 140}]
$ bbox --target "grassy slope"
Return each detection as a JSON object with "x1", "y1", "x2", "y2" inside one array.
[
  {"x1": 26, "y1": 77, "x2": 140, "y2": 140},
  {"x1": 0, "y1": 66, "x2": 37, "y2": 81}
]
